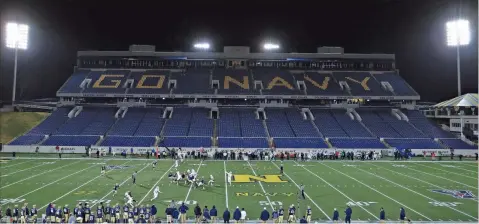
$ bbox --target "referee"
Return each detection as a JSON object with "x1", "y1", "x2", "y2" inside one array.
[
  {"x1": 132, "y1": 171, "x2": 137, "y2": 184},
  {"x1": 299, "y1": 184, "x2": 305, "y2": 200}
]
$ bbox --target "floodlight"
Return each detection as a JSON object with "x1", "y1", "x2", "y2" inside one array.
[
  {"x1": 446, "y1": 19, "x2": 470, "y2": 46},
  {"x1": 263, "y1": 43, "x2": 280, "y2": 50},
  {"x1": 194, "y1": 43, "x2": 210, "y2": 50},
  {"x1": 6, "y1": 22, "x2": 29, "y2": 49}
]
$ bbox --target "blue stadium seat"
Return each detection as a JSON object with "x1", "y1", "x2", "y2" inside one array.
[
  {"x1": 266, "y1": 109, "x2": 295, "y2": 137},
  {"x1": 42, "y1": 135, "x2": 99, "y2": 146},
  {"x1": 218, "y1": 137, "x2": 268, "y2": 148},
  {"x1": 404, "y1": 110, "x2": 455, "y2": 138},
  {"x1": 440, "y1": 139, "x2": 477, "y2": 149},
  {"x1": 9, "y1": 135, "x2": 45, "y2": 145},
  {"x1": 108, "y1": 108, "x2": 146, "y2": 136},
  {"x1": 80, "y1": 108, "x2": 117, "y2": 135},
  {"x1": 239, "y1": 109, "x2": 267, "y2": 137},
  {"x1": 333, "y1": 72, "x2": 390, "y2": 96},
  {"x1": 57, "y1": 70, "x2": 91, "y2": 93},
  {"x1": 373, "y1": 72, "x2": 418, "y2": 96},
  {"x1": 273, "y1": 138, "x2": 327, "y2": 148},
  {"x1": 329, "y1": 138, "x2": 386, "y2": 149},
  {"x1": 218, "y1": 109, "x2": 242, "y2": 137},
  {"x1": 27, "y1": 108, "x2": 71, "y2": 135},
  {"x1": 253, "y1": 68, "x2": 301, "y2": 95},
  {"x1": 188, "y1": 109, "x2": 213, "y2": 136},
  {"x1": 134, "y1": 108, "x2": 165, "y2": 136},
  {"x1": 311, "y1": 110, "x2": 348, "y2": 138},
  {"x1": 55, "y1": 108, "x2": 101, "y2": 135},
  {"x1": 163, "y1": 137, "x2": 211, "y2": 147},
  {"x1": 172, "y1": 69, "x2": 213, "y2": 94},
  {"x1": 331, "y1": 110, "x2": 372, "y2": 137},
  {"x1": 358, "y1": 109, "x2": 402, "y2": 138},
  {"x1": 385, "y1": 138, "x2": 443, "y2": 149},
  {"x1": 375, "y1": 110, "x2": 426, "y2": 138},
  {"x1": 101, "y1": 136, "x2": 156, "y2": 147}
]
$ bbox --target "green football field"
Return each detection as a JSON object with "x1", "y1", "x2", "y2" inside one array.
[{"x1": 0, "y1": 157, "x2": 477, "y2": 223}]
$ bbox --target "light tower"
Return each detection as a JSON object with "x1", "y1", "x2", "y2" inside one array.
[
  {"x1": 5, "y1": 22, "x2": 29, "y2": 105},
  {"x1": 446, "y1": 19, "x2": 470, "y2": 96}
]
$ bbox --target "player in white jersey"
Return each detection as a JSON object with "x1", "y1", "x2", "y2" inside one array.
[
  {"x1": 226, "y1": 171, "x2": 233, "y2": 186},
  {"x1": 150, "y1": 186, "x2": 161, "y2": 201},
  {"x1": 125, "y1": 191, "x2": 134, "y2": 207},
  {"x1": 208, "y1": 174, "x2": 215, "y2": 186},
  {"x1": 174, "y1": 159, "x2": 179, "y2": 169}
]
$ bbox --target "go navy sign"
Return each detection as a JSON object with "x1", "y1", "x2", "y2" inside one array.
[{"x1": 431, "y1": 189, "x2": 476, "y2": 199}]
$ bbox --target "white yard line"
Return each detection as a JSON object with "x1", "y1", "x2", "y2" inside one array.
[
  {"x1": 358, "y1": 164, "x2": 478, "y2": 220},
  {"x1": 39, "y1": 160, "x2": 131, "y2": 210},
  {"x1": 0, "y1": 160, "x2": 31, "y2": 168},
  {"x1": 246, "y1": 160, "x2": 274, "y2": 210},
  {"x1": 272, "y1": 161, "x2": 331, "y2": 220},
  {"x1": 292, "y1": 161, "x2": 374, "y2": 220},
  {"x1": 0, "y1": 160, "x2": 82, "y2": 189},
  {"x1": 184, "y1": 160, "x2": 204, "y2": 202},
  {"x1": 2, "y1": 162, "x2": 101, "y2": 205},
  {"x1": 1, "y1": 162, "x2": 52, "y2": 177},
  {"x1": 443, "y1": 164, "x2": 478, "y2": 173},
  {"x1": 319, "y1": 162, "x2": 432, "y2": 221},
  {"x1": 458, "y1": 163, "x2": 478, "y2": 168},
  {"x1": 93, "y1": 162, "x2": 152, "y2": 207},
  {"x1": 223, "y1": 160, "x2": 229, "y2": 209},
  {"x1": 138, "y1": 163, "x2": 175, "y2": 205},
  {"x1": 401, "y1": 164, "x2": 478, "y2": 189},
  {"x1": 415, "y1": 163, "x2": 478, "y2": 180}
]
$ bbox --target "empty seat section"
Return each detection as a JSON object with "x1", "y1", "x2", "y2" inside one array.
[
  {"x1": 266, "y1": 109, "x2": 295, "y2": 137},
  {"x1": 440, "y1": 139, "x2": 477, "y2": 149},
  {"x1": 9, "y1": 135, "x2": 45, "y2": 145},
  {"x1": 375, "y1": 110, "x2": 426, "y2": 138},
  {"x1": 27, "y1": 108, "x2": 71, "y2": 135},
  {"x1": 298, "y1": 72, "x2": 345, "y2": 95},
  {"x1": 57, "y1": 70, "x2": 91, "y2": 93},
  {"x1": 358, "y1": 109, "x2": 401, "y2": 138},
  {"x1": 331, "y1": 110, "x2": 372, "y2": 137},
  {"x1": 218, "y1": 109, "x2": 241, "y2": 137},
  {"x1": 54, "y1": 108, "x2": 99, "y2": 135},
  {"x1": 163, "y1": 137, "x2": 211, "y2": 147},
  {"x1": 108, "y1": 108, "x2": 145, "y2": 136},
  {"x1": 273, "y1": 138, "x2": 327, "y2": 148},
  {"x1": 253, "y1": 68, "x2": 301, "y2": 95},
  {"x1": 101, "y1": 136, "x2": 155, "y2": 147},
  {"x1": 404, "y1": 110, "x2": 455, "y2": 138},
  {"x1": 284, "y1": 109, "x2": 319, "y2": 137},
  {"x1": 311, "y1": 110, "x2": 348, "y2": 138},
  {"x1": 333, "y1": 72, "x2": 389, "y2": 96},
  {"x1": 42, "y1": 135, "x2": 99, "y2": 146},
  {"x1": 172, "y1": 69, "x2": 213, "y2": 94},
  {"x1": 329, "y1": 138, "x2": 386, "y2": 149},
  {"x1": 239, "y1": 109, "x2": 266, "y2": 137},
  {"x1": 188, "y1": 109, "x2": 213, "y2": 136},
  {"x1": 134, "y1": 108, "x2": 164, "y2": 136},
  {"x1": 218, "y1": 137, "x2": 268, "y2": 148},
  {"x1": 163, "y1": 108, "x2": 192, "y2": 136},
  {"x1": 373, "y1": 72, "x2": 418, "y2": 96},
  {"x1": 83, "y1": 70, "x2": 130, "y2": 93},
  {"x1": 128, "y1": 71, "x2": 171, "y2": 94},
  {"x1": 214, "y1": 69, "x2": 257, "y2": 95},
  {"x1": 80, "y1": 108, "x2": 117, "y2": 135},
  {"x1": 385, "y1": 138, "x2": 443, "y2": 149}
]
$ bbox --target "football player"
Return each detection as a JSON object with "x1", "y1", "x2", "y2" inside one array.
[
  {"x1": 123, "y1": 204, "x2": 130, "y2": 223},
  {"x1": 30, "y1": 205, "x2": 38, "y2": 224},
  {"x1": 84, "y1": 203, "x2": 91, "y2": 222},
  {"x1": 96, "y1": 205, "x2": 103, "y2": 223},
  {"x1": 151, "y1": 186, "x2": 162, "y2": 201},
  {"x1": 225, "y1": 171, "x2": 233, "y2": 186},
  {"x1": 20, "y1": 203, "x2": 29, "y2": 224},
  {"x1": 63, "y1": 205, "x2": 70, "y2": 222},
  {"x1": 101, "y1": 165, "x2": 106, "y2": 175},
  {"x1": 113, "y1": 183, "x2": 119, "y2": 197},
  {"x1": 306, "y1": 206, "x2": 312, "y2": 223},
  {"x1": 278, "y1": 205, "x2": 284, "y2": 223},
  {"x1": 54, "y1": 205, "x2": 62, "y2": 223},
  {"x1": 152, "y1": 160, "x2": 158, "y2": 169},
  {"x1": 288, "y1": 204, "x2": 296, "y2": 223},
  {"x1": 196, "y1": 177, "x2": 205, "y2": 190},
  {"x1": 208, "y1": 174, "x2": 215, "y2": 186}
]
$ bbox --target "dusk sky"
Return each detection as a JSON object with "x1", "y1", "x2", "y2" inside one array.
[{"x1": 1, "y1": 0, "x2": 477, "y2": 102}]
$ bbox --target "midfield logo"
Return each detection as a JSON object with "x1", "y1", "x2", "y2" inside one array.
[
  {"x1": 106, "y1": 165, "x2": 132, "y2": 170},
  {"x1": 431, "y1": 189, "x2": 476, "y2": 199},
  {"x1": 233, "y1": 174, "x2": 287, "y2": 183}
]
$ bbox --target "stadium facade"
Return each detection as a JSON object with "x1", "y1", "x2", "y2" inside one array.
[{"x1": 4, "y1": 45, "x2": 478, "y2": 155}]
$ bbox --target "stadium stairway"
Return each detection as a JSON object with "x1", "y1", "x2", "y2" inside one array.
[
  {"x1": 213, "y1": 119, "x2": 218, "y2": 147},
  {"x1": 434, "y1": 138, "x2": 449, "y2": 149},
  {"x1": 380, "y1": 138, "x2": 393, "y2": 148},
  {"x1": 324, "y1": 138, "x2": 333, "y2": 148},
  {"x1": 95, "y1": 136, "x2": 105, "y2": 146},
  {"x1": 351, "y1": 109, "x2": 377, "y2": 137}
]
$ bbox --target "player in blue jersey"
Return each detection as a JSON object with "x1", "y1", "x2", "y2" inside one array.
[
  {"x1": 104, "y1": 204, "x2": 111, "y2": 223},
  {"x1": 87, "y1": 213, "x2": 95, "y2": 223},
  {"x1": 74, "y1": 204, "x2": 83, "y2": 223},
  {"x1": 20, "y1": 203, "x2": 29, "y2": 223},
  {"x1": 84, "y1": 203, "x2": 91, "y2": 223},
  {"x1": 306, "y1": 206, "x2": 312, "y2": 223},
  {"x1": 133, "y1": 205, "x2": 139, "y2": 221},
  {"x1": 63, "y1": 205, "x2": 70, "y2": 222},
  {"x1": 48, "y1": 204, "x2": 56, "y2": 223},
  {"x1": 278, "y1": 205, "x2": 284, "y2": 223},
  {"x1": 288, "y1": 204, "x2": 296, "y2": 223},
  {"x1": 55, "y1": 205, "x2": 62, "y2": 223},
  {"x1": 114, "y1": 204, "x2": 121, "y2": 223},
  {"x1": 145, "y1": 205, "x2": 151, "y2": 223},
  {"x1": 113, "y1": 183, "x2": 119, "y2": 197},
  {"x1": 96, "y1": 205, "x2": 103, "y2": 223},
  {"x1": 30, "y1": 205, "x2": 38, "y2": 224},
  {"x1": 123, "y1": 204, "x2": 129, "y2": 223},
  {"x1": 128, "y1": 208, "x2": 134, "y2": 224}
]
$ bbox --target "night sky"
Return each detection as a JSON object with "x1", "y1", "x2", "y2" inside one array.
[{"x1": 1, "y1": 0, "x2": 477, "y2": 103}]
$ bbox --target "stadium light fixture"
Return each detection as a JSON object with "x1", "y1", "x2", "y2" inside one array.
[
  {"x1": 263, "y1": 43, "x2": 280, "y2": 50},
  {"x1": 5, "y1": 22, "x2": 29, "y2": 105},
  {"x1": 445, "y1": 19, "x2": 470, "y2": 97},
  {"x1": 193, "y1": 43, "x2": 210, "y2": 50}
]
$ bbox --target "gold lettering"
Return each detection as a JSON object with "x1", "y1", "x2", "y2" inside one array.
[
  {"x1": 92, "y1": 74, "x2": 124, "y2": 88},
  {"x1": 267, "y1": 77, "x2": 293, "y2": 90},
  {"x1": 282, "y1": 193, "x2": 295, "y2": 197},
  {"x1": 252, "y1": 193, "x2": 264, "y2": 196},
  {"x1": 345, "y1": 77, "x2": 370, "y2": 91},
  {"x1": 236, "y1": 192, "x2": 249, "y2": 197},
  {"x1": 136, "y1": 75, "x2": 165, "y2": 88},
  {"x1": 232, "y1": 174, "x2": 288, "y2": 183},
  {"x1": 224, "y1": 76, "x2": 249, "y2": 89},
  {"x1": 304, "y1": 76, "x2": 330, "y2": 90}
]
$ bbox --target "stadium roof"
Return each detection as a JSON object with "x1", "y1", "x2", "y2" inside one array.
[{"x1": 433, "y1": 93, "x2": 478, "y2": 108}]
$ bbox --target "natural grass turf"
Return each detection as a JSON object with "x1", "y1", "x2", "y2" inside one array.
[
  {"x1": 0, "y1": 112, "x2": 49, "y2": 144},
  {"x1": 0, "y1": 158, "x2": 477, "y2": 222}
]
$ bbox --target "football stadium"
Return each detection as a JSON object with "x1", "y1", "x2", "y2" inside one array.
[{"x1": 1, "y1": 1, "x2": 478, "y2": 223}]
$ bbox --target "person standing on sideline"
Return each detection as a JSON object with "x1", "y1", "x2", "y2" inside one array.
[
  {"x1": 399, "y1": 207, "x2": 406, "y2": 222},
  {"x1": 379, "y1": 207, "x2": 385, "y2": 223},
  {"x1": 132, "y1": 171, "x2": 137, "y2": 185},
  {"x1": 233, "y1": 207, "x2": 241, "y2": 223},
  {"x1": 210, "y1": 205, "x2": 217, "y2": 223},
  {"x1": 344, "y1": 206, "x2": 352, "y2": 223},
  {"x1": 260, "y1": 207, "x2": 269, "y2": 223},
  {"x1": 223, "y1": 208, "x2": 230, "y2": 223},
  {"x1": 332, "y1": 208, "x2": 339, "y2": 222}
]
